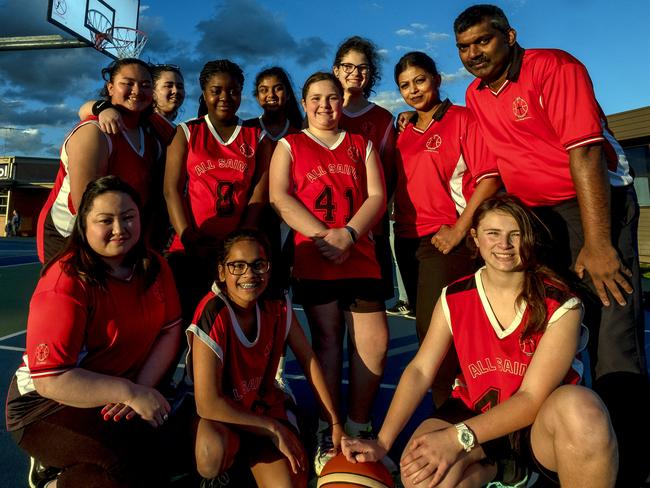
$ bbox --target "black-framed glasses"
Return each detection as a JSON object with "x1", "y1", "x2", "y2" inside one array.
[
  {"x1": 338, "y1": 63, "x2": 371, "y2": 75},
  {"x1": 226, "y1": 260, "x2": 270, "y2": 276}
]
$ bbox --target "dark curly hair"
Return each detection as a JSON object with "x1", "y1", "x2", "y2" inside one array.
[{"x1": 333, "y1": 36, "x2": 381, "y2": 99}]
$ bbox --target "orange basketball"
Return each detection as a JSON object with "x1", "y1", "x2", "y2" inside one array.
[{"x1": 317, "y1": 453, "x2": 394, "y2": 488}]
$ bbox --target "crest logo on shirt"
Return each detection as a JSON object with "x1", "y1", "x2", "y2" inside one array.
[
  {"x1": 347, "y1": 145, "x2": 362, "y2": 164},
  {"x1": 519, "y1": 335, "x2": 536, "y2": 356},
  {"x1": 35, "y1": 343, "x2": 49, "y2": 363},
  {"x1": 512, "y1": 97, "x2": 529, "y2": 120},
  {"x1": 425, "y1": 134, "x2": 442, "y2": 152},
  {"x1": 239, "y1": 143, "x2": 255, "y2": 158}
]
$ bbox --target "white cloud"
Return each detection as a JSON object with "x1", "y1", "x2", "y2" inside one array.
[
  {"x1": 139, "y1": 5, "x2": 150, "y2": 12},
  {"x1": 441, "y1": 67, "x2": 473, "y2": 83},
  {"x1": 378, "y1": 49, "x2": 389, "y2": 56},
  {"x1": 410, "y1": 23, "x2": 427, "y2": 30},
  {"x1": 395, "y1": 45, "x2": 414, "y2": 51},
  {"x1": 395, "y1": 29, "x2": 414, "y2": 36},
  {"x1": 369, "y1": 90, "x2": 409, "y2": 115},
  {"x1": 424, "y1": 32, "x2": 450, "y2": 41}
]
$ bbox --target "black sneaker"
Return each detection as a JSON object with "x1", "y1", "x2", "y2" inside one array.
[
  {"x1": 386, "y1": 300, "x2": 411, "y2": 316},
  {"x1": 28, "y1": 457, "x2": 60, "y2": 488}
]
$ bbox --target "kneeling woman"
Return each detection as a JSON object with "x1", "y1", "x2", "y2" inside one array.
[
  {"x1": 187, "y1": 230, "x2": 342, "y2": 487},
  {"x1": 342, "y1": 195, "x2": 617, "y2": 488},
  {"x1": 6, "y1": 176, "x2": 183, "y2": 487}
]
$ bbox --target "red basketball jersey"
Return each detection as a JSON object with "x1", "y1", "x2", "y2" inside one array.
[
  {"x1": 340, "y1": 103, "x2": 395, "y2": 158},
  {"x1": 186, "y1": 284, "x2": 291, "y2": 420},
  {"x1": 37, "y1": 117, "x2": 161, "y2": 262},
  {"x1": 394, "y1": 101, "x2": 499, "y2": 238},
  {"x1": 169, "y1": 117, "x2": 262, "y2": 251},
  {"x1": 280, "y1": 130, "x2": 381, "y2": 280},
  {"x1": 443, "y1": 269, "x2": 583, "y2": 412}
]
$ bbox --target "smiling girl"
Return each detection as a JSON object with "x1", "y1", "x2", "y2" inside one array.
[
  {"x1": 164, "y1": 59, "x2": 273, "y2": 321},
  {"x1": 187, "y1": 229, "x2": 341, "y2": 487},
  {"x1": 270, "y1": 72, "x2": 388, "y2": 474},
  {"x1": 343, "y1": 194, "x2": 617, "y2": 488}
]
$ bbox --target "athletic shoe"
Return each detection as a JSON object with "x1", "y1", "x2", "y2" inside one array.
[
  {"x1": 386, "y1": 300, "x2": 411, "y2": 316},
  {"x1": 313, "y1": 427, "x2": 335, "y2": 476},
  {"x1": 28, "y1": 457, "x2": 59, "y2": 488}
]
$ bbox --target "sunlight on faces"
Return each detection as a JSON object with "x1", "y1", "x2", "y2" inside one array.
[
  {"x1": 302, "y1": 79, "x2": 342, "y2": 131},
  {"x1": 455, "y1": 20, "x2": 517, "y2": 85},
  {"x1": 333, "y1": 50, "x2": 371, "y2": 96},
  {"x1": 204, "y1": 72, "x2": 242, "y2": 122},
  {"x1": 217, "y1": 239, "x2": 270, "y2": 309},
  {"x1": 85, "y1": 191, "x2": 140, "y2": 267},
  {"x1": 107, "y1": 63, "x2": 153, "y2": 113},
  {"x1": 471, "y1": 210, "x2": 523, "y2": 272},
  {"x1": 256, "y1": 75, "x2": 288, "y2": 113},
  {"x1": 154, "y1": 71, "x2": 185, "y2": 117},
  {"x1": 397, "y1": 65, "x2": 441, "y2": 112}
]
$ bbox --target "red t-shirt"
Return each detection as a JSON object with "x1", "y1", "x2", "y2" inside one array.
[
  {"x1": 37, "y1": 117, "x2": 162, "y2": 262},
  {"x1": 5, "y1": 253, "x2": 182, "y2": 431},
  {"x1": 169, "y1": 117, "x2": 262, "y2": 251},
  {"x1": 442, "y1": 269, "x2": 583, "y2": 412},
  {"x1": 465, "y1": 47, "x2": 632, "y2": 207},
  {"x1": 280, "y1": 130, "x2": 382, "y2": 280},
  {"x1": 394, "y1": 101, "x2": 499, "y2": 238},
  {"x1": 186, "y1": 285, "x2": 291, "y2": 420}
]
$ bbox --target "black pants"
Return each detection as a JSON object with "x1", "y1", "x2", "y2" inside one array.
[
  {"x1": 533, "y1": 185, "x2": 649, "y2": 487},
  {"x1": 394, "y1": 234, "x2": 478, "y2": 406}
]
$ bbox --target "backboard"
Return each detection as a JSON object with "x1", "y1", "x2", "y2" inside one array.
[{"x1": 47, "y1": 0, "x2": 141, "y2": 59}]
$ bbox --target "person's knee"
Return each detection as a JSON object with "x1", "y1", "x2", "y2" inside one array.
[
  {"x1": 550, "y1": 386, "x2": 617, "y2": 457},
  {"x1": 195, "y1": 427, "x2": 239, "y2": 479}
]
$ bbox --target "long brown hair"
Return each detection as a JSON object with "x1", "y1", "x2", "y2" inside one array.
[
  {"x1": 471, "y1": 194, "x2": 571, "y2": 337},
  {"x1": 43, "y1": 176, "x2": 160, "y2": 290}
]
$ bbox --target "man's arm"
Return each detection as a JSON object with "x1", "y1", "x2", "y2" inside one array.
[{"x1": 569, "y1": 144, "x2": 633, "y2": 306}]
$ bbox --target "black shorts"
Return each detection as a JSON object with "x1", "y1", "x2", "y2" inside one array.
[
  {"x1": 433, "y1": 399, "x2": 560, "y2": 485},
  {"x1": 291, "y1": 278, "x2": 385, "y2": 313}
]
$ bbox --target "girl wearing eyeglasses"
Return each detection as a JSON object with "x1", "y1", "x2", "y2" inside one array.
[
  {"x1": 164, "y1": 59, "x2": 273, "y2": 321},
  {"x1": 333, "y1": 36, "x2": 398, "y2": 312},
  {"x1": 186, "y1": 229, "x2": 342, "y2": 487}
]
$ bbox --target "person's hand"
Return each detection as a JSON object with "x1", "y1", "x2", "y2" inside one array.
[
  {"x1": 431, "y1": 225, "x2": 465, "y2": 255},
  {"x1": 313, "y1": 228, "x2": 353, "y2": 261},
  {"x1": 341, "y1": 435, "x2": 387, "y2": 463},
  {"x1": 97, "y1": 108, "x2": 126, "y2": 134},
  {"x1": 574, "y1": 243, "x2": 633, "y2": 306},
  {"x1": 400, "y1": 427, "x2": 462, "y2": 486},
  {"x1": 396, "y1": 111, "x2": 415, "y2": 133},
  {"x1": 270, "y1": 421, "x2": 306, "y2": 474},
  {"x1": 124, "y1": 384, "x2": 171, "y2": 428},
  {"x1": 101, "y1": 402, "x2": 136, "y2": 422},
  {"x1": 331, "y1": 423, "x2": 344, "y2": 452}
]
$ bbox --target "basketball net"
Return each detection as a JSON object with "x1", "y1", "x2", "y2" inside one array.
[{"x1": 95, "y1": 27, "x2": 148, "y2": 59}]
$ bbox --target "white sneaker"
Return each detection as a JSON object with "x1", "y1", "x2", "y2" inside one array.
[{"x1": 313, "y1": 427, "x2": 335, "y2": 476}]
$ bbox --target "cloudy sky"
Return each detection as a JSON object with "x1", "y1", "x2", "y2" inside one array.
[{"x1": 1, "y1": 0, "x2": 649, "y2": 157}]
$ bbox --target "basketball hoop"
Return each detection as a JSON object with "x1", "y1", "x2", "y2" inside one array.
[{"x1": 95, "y1": 26, "x2": 147, "y2": 59}]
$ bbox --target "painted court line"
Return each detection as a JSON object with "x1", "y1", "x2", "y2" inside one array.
[
  {"x1": 286, "y1": 373, "x2": 398, "y2": 390},
  {"x1": 0, "y1": 345, "x2": 24, "y2": 352},
  {"x1": 0, "y1": 330, "x2": 26, "y2": 342}
]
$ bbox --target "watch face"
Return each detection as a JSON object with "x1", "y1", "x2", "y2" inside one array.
[{"x1": 461, "y1": 430, "x2": 474, "y2": 445}]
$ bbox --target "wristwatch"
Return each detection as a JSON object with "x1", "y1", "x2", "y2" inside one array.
[{"x1": 454, "y1": 422, "x2": 476, "y2": 452}]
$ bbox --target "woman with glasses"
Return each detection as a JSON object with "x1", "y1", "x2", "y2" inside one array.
[
  {"x1": 187, "y1": 229, "x2": 341, "y2": 487},
  {"x1": 164, "y1": 59, "x2": 273, "y2": 321},
  {"x1": 333, "y1": 36, "x2": 398, "y2": 314}
]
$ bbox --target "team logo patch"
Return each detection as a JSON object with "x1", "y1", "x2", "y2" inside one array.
[
  {"x1": 35, "y1": 343, "x2": 50, "y2": 363},
  {"x1": 361, "y1": 121, "x2": 376, "y2": 139},
  {"x1": 519, "y1": 335, "x2": 536, "y2": 356},
  {"x1": 54, "y1": 0, "x2": 67, "y2": 16},
  {"x1": 425, "y1": 134, "x2": 442, "y2": 152},
  {"x1": 512, "y1": 97, "x2": 529, "y2": 120},
  {"x1": 347, "y1": 145, "x2": 361, "y2": 164},
  {"x1": 239, "y1": 143, "x2": 255, "y2": 158}
]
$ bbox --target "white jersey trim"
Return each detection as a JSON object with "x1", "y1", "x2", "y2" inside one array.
[
  {"x1": 302, "y1": 128, "x2": 346, "y2": 150},
  {"x1": 186, "y1": 323, "x2": 224, "y2": 363},
  {"x1": 259, "y1": 116, "x2": 290, "y2": 142},
  {"x1": 205, "y1": 115, "x2": 242, "y2": 146},
  {"x1": 476, "y1": 268, "x2": 527, "y2": 339},
  {"x1": 449, "y1": 154, "x2": 468, "y2": 216}
]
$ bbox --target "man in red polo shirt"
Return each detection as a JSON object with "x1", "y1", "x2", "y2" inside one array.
[{"x1": 454, "y1": 4, "x2": 648, "y2": 486}]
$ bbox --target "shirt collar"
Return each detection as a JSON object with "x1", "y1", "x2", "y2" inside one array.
[
  {"x1": 476, "y1": 43, "x2": 525, "y2": 90},
  {"x1": 410, "y1": 98, "x2": 452, "y2": 126}
]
